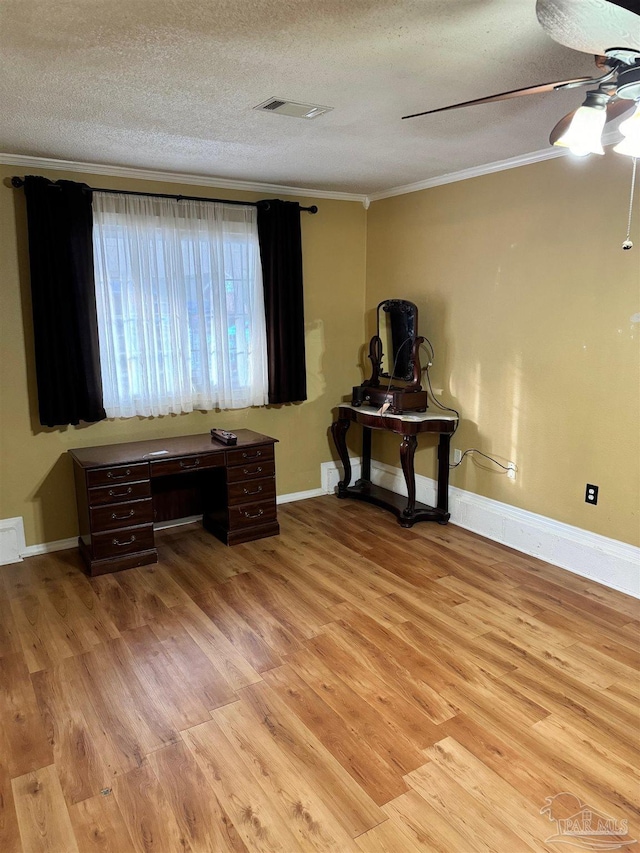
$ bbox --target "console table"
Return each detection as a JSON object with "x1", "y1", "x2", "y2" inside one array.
[
  {"x1": 330, "y1": 404, "x2": 456, "y2": 527},
  {"x1": 70, "y1": 430, "x2": 278, "y2": 576}
]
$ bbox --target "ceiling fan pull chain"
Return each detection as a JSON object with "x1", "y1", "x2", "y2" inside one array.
[{"x1": 622, "y1": 156, "x2": 637, "y2": 251}]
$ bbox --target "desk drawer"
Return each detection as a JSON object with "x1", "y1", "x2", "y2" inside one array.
[
  {"x1": 227, "y1": 444, "x2": 274, "y2": 467},
  {"x1": 226, "y1": 459, "x2": 275, "y2": 483},
  {"x1": 91, "y1": 524, "x2": 155, "y2": 561},
  {"x1": 87, "y1": 462, "x2": 149, "y2": 488},
  {"x1": 150, "y1": 453, "x2": 224, "y2": 477},
  {"x1": 88, "y1": 480, "x2": 151, "y2": 506},
  {"x1": 227, "y1": 499, "x2": 277, "y2": 531},
  {"x1": 90, "y1": 498, "x2": 153, "y2": 533},
  {"x1": 227, "y1": 477, "x2": 276, "y2": 506}
]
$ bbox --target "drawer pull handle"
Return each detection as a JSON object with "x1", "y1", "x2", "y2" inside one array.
[
  {"x1": 243, "y1": 485, "x2": 263, "y2": 495},
  {"x1": 112, "y1": 535, "x2": 136, "y2": 547},
  {"x1": 243, "y1": 466, "x2": 262, "y2": 475},
  {"x1": 108, "y1": 486, "x2": 132, "y2": 497},
  {"x1": 111, "y1": 509, "x2": 135, "y2": 520},
  {"x1": 243, "y1": 509, "x2": 264, "y2": 519},
  {"x1": 107, "y1": 469, "x2": 131, "y2": 480},
  {"x1": 242, "y1": 451, "x2": 262, "y2": 459},
  {"x1": 179, "y1": 459, "x2": 200, "y2": 469}
]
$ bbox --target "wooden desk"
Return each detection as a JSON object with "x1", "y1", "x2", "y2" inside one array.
[
  {"x1": 70, "y1": 430, "x2": 278, "y2": 576},
  {"x1": 331, "y1": 404, "x2": 456, "y2": 527}
]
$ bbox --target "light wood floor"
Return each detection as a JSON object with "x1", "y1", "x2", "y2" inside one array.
[{"x1": 1, "y1": 496, "x2": 638, "y2": 852}]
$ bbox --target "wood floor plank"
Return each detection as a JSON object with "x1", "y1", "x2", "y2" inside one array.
[
  {"x1": 119, "y1": 625, "x2": 211, "y2": 731},
  {"x1": 406, "y1": 760, "x2": 540, "y2": 852},
  {"x1": 284, "y1": 645, "x2": 425, "y2": 775},
  {"x1": 148, "y1": 741, "x2": 249, "y2": 853},
  {"x1": 151, "y1": 616, "x2": 237, "y2": 711},
  {"x1": 0, "y1": 757, "x2": 22, "y2": 853},
  {"x1": 9, "y1": 595, "x2": 57, "y2": 673},
  {"x1": 238, "y1": 680, "x2": 386, "y2": 837},
  {"x1": 194, "y1": 588, "x2": 282, "y2": 673},
  {"x1": 174, "y1": 598, "x2": 262, "y2": 691},
  {"x1": 0, "y1": 653, "x2": 53, "y2": 778},
  {"x1": 263, "y1": 664, "x2": 408, "y2": 806},
  {"x1": 531, "y1": 715, "x2": 640, "y2": 806},
  {"x1": 112, "y1": 764, "x2": 192, "y2": 853},
  {"x1": 382, "y1": 787, "x2": 491, "y2": 853},
  {"x1": 330, "y1": 612, "x2": 461, "y2": 722},
  {"x1": 133, "y1": 563, "x2": 195, "y2": 609},
  {"x1": 212, "y1": 699, "x2": 361, "y2": 851},
  {"x1": 355, "y1": 817, "x2": 425, "y2": 853},
  {"x1": 183, "y1": 717, "x2": 303, "y2": 852},
  {"x1": 501, "y1": 668, "x2": 640, "y2": 767},
  {"x1": 68, "y1": 792, "x2": 136, "y2": 853},
  {"x1": 71, "y1": 641, "x2": 178, "y2": 772},
  {"x1": 215, "y1": 577, "x2": 304, "y2": 657},
  {"x1": 303, "y1": 632, "x2": 443, "y2": 749},
  {"x1": 0, "y1": 598, "x2": 22, "y2": 658},
  {"x1": 12, "y1": 764, "x2": 79, "y2": 853},
  {"x1": 89, "y1": 575, "x2": 148, "y2": 632},
  {"x1": 423, "y1": 736, "x2": 558, "y2": 851},
  {"x1": 31, "y1": 666, "x2": 110, "y2": 806}
]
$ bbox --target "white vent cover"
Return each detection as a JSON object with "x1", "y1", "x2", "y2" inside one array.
[{"x1": 253, "y1": 98, "x2": 333, "y2": 119}]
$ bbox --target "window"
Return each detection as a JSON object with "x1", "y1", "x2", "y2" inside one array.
[{"x1": 92, "y1": 192, "x2": 268, "y2": 418}]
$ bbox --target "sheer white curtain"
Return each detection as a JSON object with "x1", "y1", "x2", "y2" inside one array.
[{"x1": 92, "y1": 192, "x2": 268, "y2": 418}]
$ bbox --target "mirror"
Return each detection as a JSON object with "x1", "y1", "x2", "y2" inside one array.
[{"x1": 378, "y1": 299, "x2": 418, "y2": 381}]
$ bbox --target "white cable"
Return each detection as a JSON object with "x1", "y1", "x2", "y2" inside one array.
[{"x1": 622, "y1": 157, "x2": 637, "y2": 250}]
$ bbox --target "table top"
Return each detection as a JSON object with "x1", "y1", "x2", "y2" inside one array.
[
  {"x1": 336, "y1": 403, "x2": 457, "y2": 435},
  {"x1": 69, "y1": 430, "x2": 277, "y2": 469},
  {"x1": 338, "y1": 403, "x2": 457, "y2": 423}
]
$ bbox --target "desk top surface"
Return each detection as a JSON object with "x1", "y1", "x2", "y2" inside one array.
[{"x1": 70, "y1": 430, "x2": 277, "y2": 469}]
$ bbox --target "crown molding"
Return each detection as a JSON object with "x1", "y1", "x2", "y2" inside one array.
[
  {"x1": 2, "y1": 132, "x2": 625, "y2": 209},
  {"x1": 0, "y1": 153, "x2": 369, "y2": 204},
  {"x1": 367, "y1": 145, "x2": 569, "y2": 202},
  {"x1": 367, "y1": 129, "x2": 624, "y2": 203}
]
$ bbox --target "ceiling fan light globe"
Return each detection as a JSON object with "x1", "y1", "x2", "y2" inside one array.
[
  {"x1": 553, "y1": 104, "x2": 607, "y2": 156},
  {"x1": 613, "y1": 136, "x2": 640, "y2": 157},
  {"x1": 617, "y1": 102, "x2": 640, "y2": 138}
]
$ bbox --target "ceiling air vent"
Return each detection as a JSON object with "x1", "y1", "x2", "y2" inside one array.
[{"x1": 253, "y1": 98, "x2": 333, "y2": 119}]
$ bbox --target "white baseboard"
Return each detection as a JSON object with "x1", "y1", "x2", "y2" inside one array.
[
  {"x1": 321, "y1": 459, "x2": 640, "y2": 599},
  {"x1": 277, "y1": 488, "x2": 325, "y2": 505}
]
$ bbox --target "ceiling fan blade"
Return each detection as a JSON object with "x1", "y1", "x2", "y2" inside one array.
[
  {"x1": 549, "y1": 97, "x2": 635, "y2": 145},
  {"x1": 402, "y1": 77, "x2": 595, "y2": 120},
  {"x1": 537, "y1": 0, "x2": 640, "y2": 55},
  {"x1": 607, "y1": 1, "x2": 640, "y2": 11}
]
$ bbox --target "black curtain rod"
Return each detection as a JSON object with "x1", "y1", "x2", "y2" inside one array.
[{"x1": 10, "y1": 176, "x2": 318, "y2": 214}]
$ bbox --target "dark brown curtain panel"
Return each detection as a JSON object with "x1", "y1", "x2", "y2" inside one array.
[
  {"x1": 23, "y1": 176, "x2": 106, "y2": 427},
  {"x1": 257, "y1": 199, "x2": 307, "y2": 404}
]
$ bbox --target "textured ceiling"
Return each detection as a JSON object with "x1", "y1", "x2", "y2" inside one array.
[{"x1": 0, "y1": 0, "x2": 634, "y2": 194}]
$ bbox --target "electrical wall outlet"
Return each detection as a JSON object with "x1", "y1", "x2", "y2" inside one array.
[
  {"x1": 453, "y1": 448, "x2": 462, "y2": 464},
  {"x1": 507, "y1": 463, "x2": 517, "y2": 480},
  {"x1": 585, "y1": 484, "x2": 599, "y2": 505}
]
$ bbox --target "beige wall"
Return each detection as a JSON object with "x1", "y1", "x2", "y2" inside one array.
[
  {"x1": 366, "y1": 154, "x2": 640, "y2": 547},
  {"x1": 0, "y1": 165, "x2": 367, "y2": 545},
  {"x1": 2, "y1": 153, "x2": 639, "y2": 550}
]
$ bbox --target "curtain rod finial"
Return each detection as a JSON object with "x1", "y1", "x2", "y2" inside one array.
[{"x1": 11, "y1": 176, "x2": 25, "y2": 188}]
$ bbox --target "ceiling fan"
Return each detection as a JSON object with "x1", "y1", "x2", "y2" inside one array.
[{"x1": 402, "y1": 0, "x2": 640, "y2": 159}]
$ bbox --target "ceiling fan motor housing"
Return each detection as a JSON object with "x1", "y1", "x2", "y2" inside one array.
[{"x1": 616, "y1": 65, "x2": 640, "y2": 100}]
